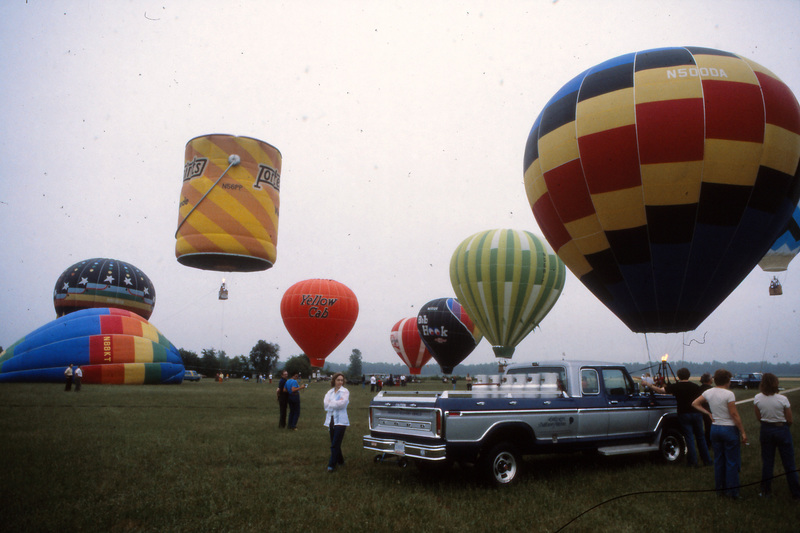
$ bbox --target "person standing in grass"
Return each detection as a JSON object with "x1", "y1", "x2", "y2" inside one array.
[
  {"x1": 73, "y1": 366, "x2": 83, "y2": 392},
  {"x1": 323, "y1": 372, "x2": 350, "y2": 472},
  {"x1": 277, "y1": 370, "x2": 289, "y2": 428},
  {"x1": 754, "y1": 373, "x2": 800, "y2": 499},
  {"x1": 286, "y1": 371, "x2": 306, "y2": 430},
  {"x1": 64, "y1": 364, "x2": 74, "y2": 391},
  {"x1": 650, "y1": 367, "x2": 712, "y2": 468},
  {"x1": 692, "y1": 369, "x2": 748, "y2": 499}
]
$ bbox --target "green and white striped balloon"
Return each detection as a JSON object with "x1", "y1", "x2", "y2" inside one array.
[{"x1": 450, "y1": 229, "x2": 566, "y2": 358}]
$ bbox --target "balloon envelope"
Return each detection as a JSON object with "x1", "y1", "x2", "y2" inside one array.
[
  {"x1": 280, "y1": 279, "x2": 359, "y2": 367},
  {"x1": 450, "y1": 229, "x2": 566, "y2": 358},
  {"x1": 524, "y1": 47, "x2": 800, "y2": 333},
  {"x1": 390, "y1": 317, "x2": 433, "y2": 375},
  {"x1": 0, "y1": 308, "x2": 184, "y2": 384},
  {"x1": 416, "y1": 298, "x2": 481, "y2": 374},
  {"x1": 176, "y1": 134, "x2": 282, "y2": 272},
  {"x1": 53, "y1": 258, "x2": 155, "y2": 320},
  {"x1": 759, "y1": 203, "x2": 800, "y2": 272}
]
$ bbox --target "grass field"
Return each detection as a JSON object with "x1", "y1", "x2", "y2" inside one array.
[{"x1": 1, "y1": 378, "x2": 799, "y2": 532}]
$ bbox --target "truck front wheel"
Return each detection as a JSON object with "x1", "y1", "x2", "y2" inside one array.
[
  {"x1": 479, "y1": 442, "x2": 521, "y2": 486},
  {"x1": 658, "y1": 428, "x2": 686, "y2": 463}
]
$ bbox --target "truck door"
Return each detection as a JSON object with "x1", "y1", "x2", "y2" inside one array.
[
  {"x1": 577, "y1": 368, "x2": 608, "y2": 439},
  {"x1": 602, "y1": 368, "x2": 650, "y2": 436}
]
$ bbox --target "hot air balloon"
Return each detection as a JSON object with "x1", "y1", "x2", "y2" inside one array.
[
  {"x1": 524, "y1": 47, "x2": 800, "y2": 333},
  {"x1": 759, "y1": 203, "x2": 800, "y2": 273},
  {"x1": 0, "y1": 308, "x2": 184, "y2": 384},
  {"x1": 280, "y1": 279, "x2": 359, "y2": 367},
  {"x1": 416, "y1": 298, "x2": 482, "y2": 374},
  {"x1": 53, "y1": 258, "x2": 155, "y2": 320},
  {"x1": 450, "y1": 229, "x2": 566, "y2": 359},
  {"x1": 176, "y1": 134, "x2": 282, "y2": 272},
  {"x1": 390, "y1": 317, "x2": 433, "y2": 375}
]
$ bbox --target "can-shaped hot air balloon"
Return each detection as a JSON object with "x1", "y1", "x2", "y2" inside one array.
[{"x1": 176, "y1": 134, "x2": 282, "y2": 272}]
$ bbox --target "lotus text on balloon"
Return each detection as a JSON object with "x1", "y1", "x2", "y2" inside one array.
[
  {"x1": 254, "y1": 164, "x2": 280, "y2": 191},
  {"x1": 666, "y1": 67, "x2": 727, "y2": 79},
  {"x1": 183, "y1": 157, "x2": 207, "y2": 181}
]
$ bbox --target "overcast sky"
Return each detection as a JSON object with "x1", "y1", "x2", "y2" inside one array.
[{"x1": 1, "y1": 0, "x2": 798, "y2": 371}]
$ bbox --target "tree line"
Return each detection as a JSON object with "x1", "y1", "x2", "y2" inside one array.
[{"x1": 178, "y1": 341, "x2": 364, "y2": 379}]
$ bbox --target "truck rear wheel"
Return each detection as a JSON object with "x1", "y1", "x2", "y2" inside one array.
[
  {"x1": 658, "y1": 428, "x2": 686, "y2": 463},
  {"x1": 479, "y1": 442, "x2": 521, "y2": 486}
]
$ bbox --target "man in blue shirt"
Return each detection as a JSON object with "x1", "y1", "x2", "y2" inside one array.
[{"x1": 285, "y1": 372, "x2": 305, "y2": 430}]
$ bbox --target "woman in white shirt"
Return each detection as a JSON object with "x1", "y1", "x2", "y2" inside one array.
[
  {"x1": 754, "y1": 373, "x2": 800, "y2": 499},
  {"x1": 692, "y1": 369, "x2": 748, "y2": 499},
  {"x1": 323, "y1": 373, "x2": 350, "y2": 472}
]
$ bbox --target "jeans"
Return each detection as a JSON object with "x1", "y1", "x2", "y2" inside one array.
[
  {"x1": 760, "y1": 423, "x2": 800, "y2": 498},
  {"x1": 287, "y1": 396, "x2": 300, "y2": 429},
  {"x1": 328, "y1": 422, "x2": 347, "y2": 469},
  {"x1": 711, "y1": 425, "x2": 741, "y2": 498},
  {"x1": 679, "y1": 412, "x2": 712, "y2": 466}
]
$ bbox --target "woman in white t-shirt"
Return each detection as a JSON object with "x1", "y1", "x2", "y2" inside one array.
[
  {"x1": 754, "y1": 373, "x2": 800, "y2": 499},
  {"x1": 692, "y1": 369, "x2": 747, "y2": 499}
]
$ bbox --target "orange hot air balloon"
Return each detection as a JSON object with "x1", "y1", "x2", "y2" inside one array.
[
  {"x1": 390, "y1": 317, "x2": 433, "y2": 375},
  {"x1": 280, "y1": 279, "x2": 358, "y2": 367}
]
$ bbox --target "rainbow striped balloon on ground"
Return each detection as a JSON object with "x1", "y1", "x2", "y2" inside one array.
[
  {"x1": 450, "y1": 229, "x2": 566, "y2": 359},
  {"x1": 0, "y1": 308, "x2": 184, "y2": 384},
  {"x1": 524, "y1": 47, "x2": 800, "y2": 333},
  {"x1": 176, "y1": 134, "x2": 282, "y2": 272}
]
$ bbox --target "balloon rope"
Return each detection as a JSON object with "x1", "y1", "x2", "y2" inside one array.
[
  {"x1": 644, "y1": 333, "x2": 652, "y2": 368},
  {"x1": 175, "y1": 154, "x2": 241, "y2": 237}
]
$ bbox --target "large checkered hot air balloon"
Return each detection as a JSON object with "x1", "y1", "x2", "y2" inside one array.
[
  {"x1": 524, "y1": 47, "x2": 800, "y2": 333},
  {"x1": 176, "y1": 134, "x2": 282, "y2": 272},
  {"x1": 450, "y1": 229, "x2": 566, "y2": 359}
]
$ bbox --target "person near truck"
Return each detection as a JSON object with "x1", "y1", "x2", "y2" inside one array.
[
  {"x1": 753, "y1": 373, "x2": 800, "y2": 499},
  {"x1": 698, "y1": 372, "x2": 713, "y2": 448},
  {"x1": 650, "y1": 367, "x2": 712, "y2": 468},
  {"x1": 692, "y1": 369, "x2": 748, "y2": 499},
  {"x1": 323, "y1": 372, "x2": 350, "y2": 472}
]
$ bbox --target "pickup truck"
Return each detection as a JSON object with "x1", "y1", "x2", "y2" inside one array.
[
  {"x1": 730, "y1": 372, "x2": 762, "y2": 389},
  {"x1": 363, "y1": 360, "x2": 685, "y2": 485}
]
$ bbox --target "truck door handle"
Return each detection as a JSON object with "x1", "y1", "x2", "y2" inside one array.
[
  {"x1": 508, "y1": 401, "x2": 517, "y2": 405},
  {"x1": 476, "y1": 401, "x2": 485, "y2": 405},
  {"x1": 609, "y1": 401, "x2": 618, "y2": 405}
]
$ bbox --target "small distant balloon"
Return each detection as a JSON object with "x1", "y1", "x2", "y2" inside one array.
[
  {"x1": 53, "y1": 258, "x2": 155, "y2": 320},
  {"x1": 0, "y1": 308, "x2": 184, "y2": 384},
  {"x1": 524, "y1": 47, "x2": 800, "y2": 333},
  {"x1": 175, "y1": 134, "x2": 282, "y2": 272},
  {"x1": 416, "y1": 298, "x2": 481, "y2": 374},
  {"x1": 280, "y1": 279, "x2": 359, "y2": 367},
  {"x1": 390, "y1": 317, "x2": 433, "y2": 375},
  {"x1": 759, "y1": 203, "x2": 800, "y2": 273}
]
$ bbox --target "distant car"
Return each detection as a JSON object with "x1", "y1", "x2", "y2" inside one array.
[
  {"x1": 184, "y1": 370, "x2": 201, "y2": 382},
  {"x1": 730, "y1": 372, "x2": 762, "y2": 389}
]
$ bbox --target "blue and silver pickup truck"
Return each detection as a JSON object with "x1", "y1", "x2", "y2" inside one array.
[{"x1": 363, "y1": 360, "x2": 685, "y2": 485}]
